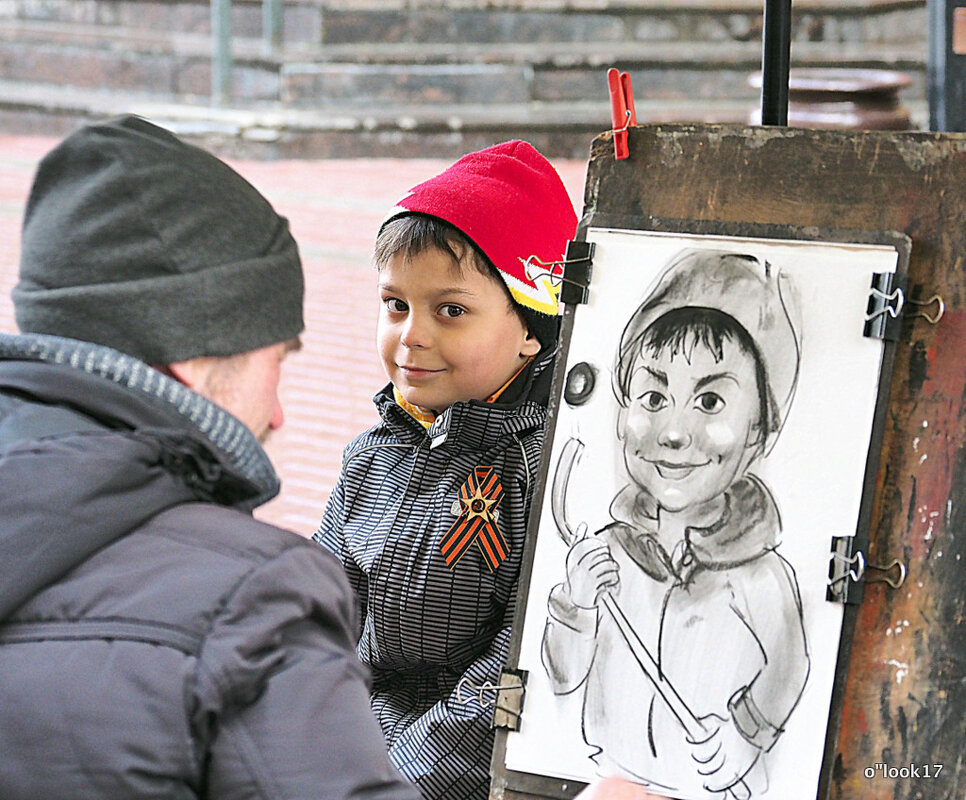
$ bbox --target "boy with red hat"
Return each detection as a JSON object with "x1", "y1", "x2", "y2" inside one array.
[{"x1": 314, "y1": 141, "x2": 578, "y2": 800}]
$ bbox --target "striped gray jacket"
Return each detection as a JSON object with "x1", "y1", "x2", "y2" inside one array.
[{"x1": 314, "y1": 369, "x2": 549, "y2": 800}]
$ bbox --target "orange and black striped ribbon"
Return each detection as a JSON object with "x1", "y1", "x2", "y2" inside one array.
[{"x1": 440, "y1": 466, "x2": 509, "y2": 572}]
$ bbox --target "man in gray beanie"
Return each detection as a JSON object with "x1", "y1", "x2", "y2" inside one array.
[
  {"x1": 0, "y1": 115, "x2": 420, "y2": 800},
  {"x1": 0, "y1": 115, "x2": 666, "y2": 800}
]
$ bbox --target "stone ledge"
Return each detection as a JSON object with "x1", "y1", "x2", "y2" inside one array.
[
  {"x1": 0, "y1": 78, "x2": 778, "y2": 157},
  {"x1": 0, "y1": 19, "x2": 928, "y2": 67},
  {"x1": 306, "y1": 0, "x2": 925, "y2": 11}
]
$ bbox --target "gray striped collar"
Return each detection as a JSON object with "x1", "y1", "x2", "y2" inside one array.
[{"x1": 0, "y1": 332, "x2": 280, "y2": 505}]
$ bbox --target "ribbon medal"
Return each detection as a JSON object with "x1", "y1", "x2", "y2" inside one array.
[{"x1": 440, "y1": 467, "x2": 508, "y2": 572}]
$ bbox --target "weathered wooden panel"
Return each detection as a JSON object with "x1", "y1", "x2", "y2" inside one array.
[{"x1": 494, "y1": 123, "x2": 966, "y2": 800}]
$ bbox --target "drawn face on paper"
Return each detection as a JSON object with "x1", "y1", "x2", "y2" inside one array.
[{"x1": 620, "y1": 335, "x2": 762, "y2": 514}]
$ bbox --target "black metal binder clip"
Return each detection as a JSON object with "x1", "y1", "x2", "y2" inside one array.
[
  {"x1": 864, "y1": 272, "x2": 908, "y2": 341},
  {"x1": 456, "y1": 670, "x2": 528, "y2": 730},
  {"x1": 828, "y1": 536, "x2": 906, "y2": 604},
  {"x1": 522, "y1": 241, "x2": 595, "y2": 307},
  {"x1": 865, "y1": 273, "x2": 945, "y2": 341}
]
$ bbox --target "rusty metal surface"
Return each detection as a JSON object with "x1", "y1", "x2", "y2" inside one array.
[{"x1": 493, "y1": 124, "x2": 966, "y2": 800}]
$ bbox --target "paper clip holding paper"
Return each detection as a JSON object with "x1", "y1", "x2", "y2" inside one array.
[
  {"x1": 607, "y1": 68, "x2": 636, "y2": 160},
  {"x1": 455, "y1": 673, "x2": 528, "y2": 731},
  {"x1": 521, "y1": 253, "x2": 593, "y2": 289}
]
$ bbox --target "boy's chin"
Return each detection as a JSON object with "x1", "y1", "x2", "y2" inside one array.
[
  {"x1": 396, "y1": 386, "x2": 444, "y2": 414},
  {"x1": 653, "y1": 490, "x2": 691, "y2": 513},
  {"x1": 653, "y1": 489, "x2": 728, "y2": 522}
]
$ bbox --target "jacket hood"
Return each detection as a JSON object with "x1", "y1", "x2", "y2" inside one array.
[
  {"x1": 610, "y1": 473, "x2": 781, "y2": 571},
  {"x1": 0, "y1": 332, "x2": 281, "y2": 621}
]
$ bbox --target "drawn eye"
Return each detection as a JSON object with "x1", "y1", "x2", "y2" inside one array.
[
  {"x1": 440, "y1": 304, "x2": 466, "y2": 318},
  {"x1": 639, "y1": 391, "x2": 667, "y2": 412},
  {"x1": 695, "y1": 392, "x2": 725, "y2": 414},
  {"x1": 384, "y1": 298, "x2": 408, "y2": 313}
]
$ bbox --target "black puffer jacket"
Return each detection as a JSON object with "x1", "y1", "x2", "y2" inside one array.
[{"x1": 0, "y1": 332, "x2": 419, "y2": 800}]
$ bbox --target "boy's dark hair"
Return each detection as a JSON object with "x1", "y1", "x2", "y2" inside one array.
[
  {"x1": 374, "y1": 213, "x2": 526, "y2": 323},
  {"x1": 615, "y1": 306, "x2": 779, "y2": 447}
]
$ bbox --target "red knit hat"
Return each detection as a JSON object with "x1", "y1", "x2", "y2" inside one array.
[{"x1": 385, "y1": 140, "x2": 578, "y2": 343}]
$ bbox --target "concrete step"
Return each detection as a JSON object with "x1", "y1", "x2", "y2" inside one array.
[
  {"x1": 280, "y1": 41, "x2": 926, "y2": 106},
  {"x1": 0, "y1": 0, "x2": 930, "y2": 157},
  {"x1": 0, "y1": 0, "x2": 927, "y2": 47},
  {"x1": 321, "y1": 0, "x2": 927, "y2": 46},
  {"x1": 0, "y1": 19, "x2": 281, "y2": 100},
  {"x1": 0, "y1": 78, "x2": 929, "y2": 161},
  {"x1": 0, "y1": 19, "x2": 927, "y2": 106}
]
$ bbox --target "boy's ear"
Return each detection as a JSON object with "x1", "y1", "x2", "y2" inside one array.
[{"x1": 520, "y1": 329, "x2": 541, "y2": 358}]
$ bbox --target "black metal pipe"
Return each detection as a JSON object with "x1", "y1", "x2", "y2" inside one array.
[{"x1": 760, "y1": 0, "x2": 792, "y2": 125}]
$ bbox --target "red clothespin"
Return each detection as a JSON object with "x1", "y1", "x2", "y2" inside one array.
[{"x1": 607, "y1": 68, "x2": 636, "y2": 160}]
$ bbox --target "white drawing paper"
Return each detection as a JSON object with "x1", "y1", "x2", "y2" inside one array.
[{"x1": 504, "y1": 227, "x2": 899, "y2": 800}]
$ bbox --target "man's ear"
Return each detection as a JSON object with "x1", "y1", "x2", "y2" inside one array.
[
  {"x1": 520, "y1": 329, "x2": 541, "y2": 358},
  {"x1": 166, "y1": 357, "x2": 213, "y2": 391}
]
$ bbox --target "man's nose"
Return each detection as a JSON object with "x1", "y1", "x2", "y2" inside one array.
[{"x1": 269, "y1": 396, "x2": 285, "y2": 431}]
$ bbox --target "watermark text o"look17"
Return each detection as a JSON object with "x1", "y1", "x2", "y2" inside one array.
[{"x1": 864, "y1": 763, "x2": 943, "y2": 780}]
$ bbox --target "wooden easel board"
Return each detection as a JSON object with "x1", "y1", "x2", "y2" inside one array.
[{"x1": 491, "y1": 124, "x2": 966, "y2": 800}]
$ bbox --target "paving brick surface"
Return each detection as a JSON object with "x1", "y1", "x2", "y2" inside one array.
[{"x1": 0, "y1": 132, "x2": 588, "y2": 536}]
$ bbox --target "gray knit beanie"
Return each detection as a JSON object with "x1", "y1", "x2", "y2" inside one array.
[{"x1": 13, "y1": 115, "x2": 304, "y2": 364}]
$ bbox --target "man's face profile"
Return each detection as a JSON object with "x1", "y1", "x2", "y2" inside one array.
[{"x1": 193, "y1": 338, "x2": 301, "y2": 443}]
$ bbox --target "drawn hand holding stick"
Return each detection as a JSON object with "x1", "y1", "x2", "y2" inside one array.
[{"x1": 551, "y1": 437, "x2": 754, "y2": 800}]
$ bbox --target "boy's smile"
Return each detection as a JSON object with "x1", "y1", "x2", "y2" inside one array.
[
  {"x1": 377, "y1": 247, "x2": 541, "y2": 414},
  {"x1": 621, "y1": 336, "x2": 761, "y2": 515}
]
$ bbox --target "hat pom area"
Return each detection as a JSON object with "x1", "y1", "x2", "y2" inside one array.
[{"x1": 392, "y1": 140, "x2": 578, "y2": 320}]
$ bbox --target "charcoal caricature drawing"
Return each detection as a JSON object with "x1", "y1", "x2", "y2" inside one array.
[{"x1": 541, "y1": 250, "x2": 810, "y2": 799}]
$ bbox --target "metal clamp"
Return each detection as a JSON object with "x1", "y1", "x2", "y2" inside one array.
[
  {"x1": 865, "y1": 286, "x2": 905, "y2": 323},
  {"x1": 864, "y1": 272, "x2": 907, "y2": 341},
  {"x1": 864, "y1": 272, "x2": 945, "y2": 341},
  {"x1": 520, "y1": 240, "x2": 596, "y2": 306},
  {"x1": 907, "y1": 293, "x2": 945, "y2": 324},
  {"x1": 828, "y1": 536, "x2": 906, "y2": 604},
  {"x1": 456, "y1": 670, "x2": 528, "y2": 731},
  {"x1": 612, "y1": 107, "x2": 633, "y2": 135},
  {"x1": 521, "y1": 254, "x2": 592, "y2": 288}
]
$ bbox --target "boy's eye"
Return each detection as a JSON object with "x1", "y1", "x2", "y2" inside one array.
[
  {"x1": 695, "y1": 392, "x2": 725, "y2": 414},
  {"x1": 638, "y1": 390, "x2": 667, "y2": 412},
  {"x1": 384, "y1": 298, "x2": 408, "y2": 313},
  {"x1": 439, "y1": 304, "x2": 466, "y2": 319}
]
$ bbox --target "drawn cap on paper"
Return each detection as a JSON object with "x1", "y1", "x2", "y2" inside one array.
[{"x1": 617, "y1": 248, "x2": 802, "y2": 454}]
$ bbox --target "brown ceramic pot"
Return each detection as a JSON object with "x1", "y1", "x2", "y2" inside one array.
[{"x1": 749, "y1": 68, "x2": 915, "y2": 130}]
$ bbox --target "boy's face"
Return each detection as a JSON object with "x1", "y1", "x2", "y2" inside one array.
[
  {"x1": 377, "y1": 247, "x2": 541, "y2": 413},
  {"x1": 620, "y1": 336, "x2": 761, "y2": 514}
]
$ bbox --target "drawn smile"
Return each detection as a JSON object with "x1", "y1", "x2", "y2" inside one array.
[{"x1": 649, "y1": 459, "x2": 710, "y2": 480}]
